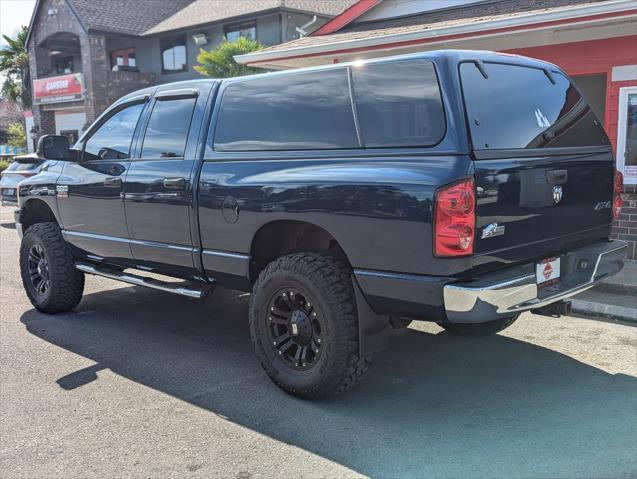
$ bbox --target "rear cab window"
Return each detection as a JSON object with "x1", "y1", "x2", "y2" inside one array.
[{"x1": 460, "y1": 61, "x2": 609, "y2": 153}]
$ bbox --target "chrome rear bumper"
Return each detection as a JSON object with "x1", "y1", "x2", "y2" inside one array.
[{"x1": 444, "y1": 241, "x2": 627, "y2": 323}]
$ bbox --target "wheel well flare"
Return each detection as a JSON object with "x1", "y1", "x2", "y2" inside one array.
[
  {"x1": 249, "y1": 221, "x2": 350, "y2": 282},
  {"x1": 20, "y1": 199, "x2": 57, "y2": 231}
]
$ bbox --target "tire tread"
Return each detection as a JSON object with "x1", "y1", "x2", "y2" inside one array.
[
  {"x1": 20, "y1": 222, "x2": 84, "y2": 313},
  {"x1": 250, "y1": 253, "x2": 371, "y2": 399}
]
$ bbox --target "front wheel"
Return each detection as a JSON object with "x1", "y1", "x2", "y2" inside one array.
[
  {"x1": 20, "y1": 222, "x2": 85, "y2": 313},
  {"x1": 438, "y1": 315, "x2": 519, "y2": 338},
  {"x1": 249, "y1": 253, "x2": 371, "y2": 399}
]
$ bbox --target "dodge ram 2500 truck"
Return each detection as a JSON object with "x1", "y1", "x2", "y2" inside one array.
[{"x1": 15, "y1": 50, "x2": 627, "y2": 399}]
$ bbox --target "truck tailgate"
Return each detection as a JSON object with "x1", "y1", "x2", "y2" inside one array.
[{"x1": 473, "y1": 151, "x2": 614, "y2": 270}]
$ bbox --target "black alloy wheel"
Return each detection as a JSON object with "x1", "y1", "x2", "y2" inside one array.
[
  {"x1": 27, "y1": 243, "x2": 50, "y2": 296},
  {"x1": 267, "y1": 288, "x2": 323, "y2": 370},
  {"x1": 249, "y1": 253, "x2": 372, "y2": 399}
]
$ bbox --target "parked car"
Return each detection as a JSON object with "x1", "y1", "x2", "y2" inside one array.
[
  {"x1": 1, "y1": 155, "x2": 44, "y2": 206},
  {"x1": 14, "y1": 51, "x2": 627, "y2": 399}
]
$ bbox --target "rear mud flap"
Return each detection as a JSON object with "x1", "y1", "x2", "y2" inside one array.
[{"x1": 353, "y1": 276, "x2": 392, "y2": 356}]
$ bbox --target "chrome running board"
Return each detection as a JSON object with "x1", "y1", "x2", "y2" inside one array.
[{"x1": 75, "y1": 263, "x2": 212, "y2": 299}]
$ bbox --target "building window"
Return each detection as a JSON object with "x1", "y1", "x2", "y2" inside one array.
[
  {"x1": 111, "y1": 48, "x2": 136, "y2": 70},
  {"x1": 54, "y1": 56, "x2": 73, "y2": 74},
  {"x1": 161, "y1": 35, "x2": 187, "y2": 72},
  {"x1": 225, "y1": 21, "x2": 256, "y2": 42},
  {"x1": 617, "y1": 87, "x2": 637, "y2": 185}
]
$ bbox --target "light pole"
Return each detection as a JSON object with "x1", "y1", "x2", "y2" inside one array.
[{"x1": 29, "y1": 125, "x2": 39, "y2": 152}]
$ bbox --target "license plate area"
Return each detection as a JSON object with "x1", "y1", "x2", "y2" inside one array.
[
  {"x1": 3, "y1": 188, "x2": 15, "y2": 196},
  {"x1": 536, "y1": 257, "x2": 561, "y2": 287}
]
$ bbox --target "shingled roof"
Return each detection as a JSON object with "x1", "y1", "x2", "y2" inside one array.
[
  {"x1": 235, "y1": 0, "x2": 622, "y2": 65},
  {"x1": 144, "y1": 0, "x2": 359, "y2": 35},
  {"x1": 59, "y1": 0, "x2": 358, "y2": 37},
  {"x1": 68, "y1": 0, "x2": 195, "y2": 36},
  {"x1": 26, "y1": 0, "x2": 357, "y2": 42}
]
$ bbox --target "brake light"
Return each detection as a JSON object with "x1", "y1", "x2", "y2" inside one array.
[
  {"x1": 613, "y1": 170, "x2": 623, "y2": 220},
  {"x1": 434, "y1": 178, "x2": 475, "y2": 257}
]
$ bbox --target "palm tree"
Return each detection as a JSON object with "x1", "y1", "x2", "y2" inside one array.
[
  {"x1": 194, "y1": 37, "x2": 263, "y2": 78},
  {"x1": 0, "y1": 26, "x2": 31, "y2": 108}
]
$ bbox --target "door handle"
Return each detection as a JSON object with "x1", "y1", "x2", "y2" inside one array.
[
  {"x1": 103, "y1": 177, "x2": 122, "y2": 187},
  {"x1": 163, "y1": 177, "x2": 186, "y2": 189}
]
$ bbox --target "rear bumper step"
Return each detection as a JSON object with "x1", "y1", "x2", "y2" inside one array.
[
  {"x1": 444, "y1": 241, "x2": 627, "y2": 323},
  {"x1": 76, "y1": 263, "x2": 212, "y2": 299}
]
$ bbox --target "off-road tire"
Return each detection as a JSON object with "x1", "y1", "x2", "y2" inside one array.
[
  {"x1": 249, "y1": 253, "x2": 372, "y2": 399},
  {"x1": 20, "y1": 222, "x2": 84, "y2": 313},
  {"x1": 438, "y1": 315, "x2": 519, "y2": 338}
]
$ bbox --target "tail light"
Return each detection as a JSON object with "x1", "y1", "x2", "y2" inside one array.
[
  {"x1": 613, "y1": 170, "x2": 623, "y2": 220},
  {"x1": 18, "y1": 172, "x2": 36, "y2": 178},
  {"x1": 434, "y1": 178, "x2": 475, "y2": 257}
]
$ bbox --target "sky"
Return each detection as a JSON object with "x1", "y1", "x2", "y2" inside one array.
[
  {"x1": 0, "y1": 0, "x2": 35, "y2": 87},
  {"x1": 0, "y1": 0, "x2": 36, "y2": 46}
]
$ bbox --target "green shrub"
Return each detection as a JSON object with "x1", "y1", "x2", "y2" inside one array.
[
  {"x1": 0, "y1": 159, "x2": 11, "y2": 173},
  {"x1": 194, "y1": 37, "x2": 263, "y2": 78},
  {"x1": 7, "y1": 122, "x2": 26, "y2": 148}
]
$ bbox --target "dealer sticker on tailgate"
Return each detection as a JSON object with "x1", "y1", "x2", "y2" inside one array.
[{"x1": 537, "y1": 257, "x2": 560, "y2": 285}]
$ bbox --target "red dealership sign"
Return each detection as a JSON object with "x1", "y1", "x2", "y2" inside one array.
[{"x1": 33, "y1": 73, "x2": 84, "y2": 105}]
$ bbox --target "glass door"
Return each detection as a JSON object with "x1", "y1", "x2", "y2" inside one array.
[{"x1": 617, "y1": 86, "x2": 637, "y2": 185}]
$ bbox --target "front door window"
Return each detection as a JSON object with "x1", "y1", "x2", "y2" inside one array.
[
  {"x1": 617, "y1": 87, "x2": 637, "y2": 185},
  {"x1": 83, "y1": 102, "x2": 144, "y2": 161}
]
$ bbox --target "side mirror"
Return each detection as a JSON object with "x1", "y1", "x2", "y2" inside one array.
[{"x1": 37, "y1": 135, "x2": 71, "y2": 160}]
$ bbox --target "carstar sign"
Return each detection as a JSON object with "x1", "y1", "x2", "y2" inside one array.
[{"x1": 33, "y1": 73, "x2": 84, "y2": 105}]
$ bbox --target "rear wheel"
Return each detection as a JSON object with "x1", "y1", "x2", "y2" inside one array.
[
  {"x1": 249, "y1": 253, "x2": 371, "y2": 399},
  {"x1": 20, "y1": 222, "x2": 84, "y2": 313},
  {"x1": 438, "y1": 315, "x2": 519, "y2": 338}
]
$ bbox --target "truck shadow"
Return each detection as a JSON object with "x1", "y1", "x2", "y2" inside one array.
[{"x1": 20, "y1": 286, "x2": 637, "y2": 478}]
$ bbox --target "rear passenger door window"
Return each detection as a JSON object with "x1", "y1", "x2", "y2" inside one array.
[
  {"x1": 351, "y1": 59, "x2": 446, "y2": 148},
  {"x1": 214, "y1": 69, "x2": 358, "y2": 151},
  {"x1": 141, "y1": 96, "x2": 197, "y2": 158}
]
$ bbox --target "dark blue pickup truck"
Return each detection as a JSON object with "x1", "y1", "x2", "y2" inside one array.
[{"x1": 14, "y1": 50, "x2": 627, "y2": 398}]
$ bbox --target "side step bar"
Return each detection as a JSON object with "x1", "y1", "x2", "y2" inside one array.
[{"x1": 76, "y1": 263, "x2": 213, "y2": 299}]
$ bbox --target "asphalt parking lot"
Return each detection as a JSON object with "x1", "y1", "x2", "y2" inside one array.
[{"x1": 1, "y1": 205, "x2": 636, "y2": 479}]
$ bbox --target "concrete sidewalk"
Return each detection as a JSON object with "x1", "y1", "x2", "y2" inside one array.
[{"x1": 572, "y1": 259, "x2": 637, "y2": 322}]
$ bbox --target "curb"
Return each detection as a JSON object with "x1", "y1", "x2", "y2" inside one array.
[
  {"x1": 595, "y1": 282, "x2": 637, "y2": 296},
  {"x1": 571, "y1": 298, "x2": 637, "y2": 323}
]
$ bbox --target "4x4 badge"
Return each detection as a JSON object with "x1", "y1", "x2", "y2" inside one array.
[
  {"x1": 552, "y1": 185, "x2": 563, "y2": 205},
  {"x1": 481, "y1": 222, "x2": 505, "y2": 239}
]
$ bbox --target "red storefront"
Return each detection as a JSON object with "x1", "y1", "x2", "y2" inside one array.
[{"x1": 237, "y1": 0, "x2": 637, "y2": 258}]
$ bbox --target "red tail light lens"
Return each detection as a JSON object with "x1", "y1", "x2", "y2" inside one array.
[
  {"x1": 613, "y1": 170, "x2": 623, "y2": 220},
  {"x1": 434, "y1": 178, "x2": 475, "y2": 257}
]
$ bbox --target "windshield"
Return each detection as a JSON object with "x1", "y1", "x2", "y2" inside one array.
[
  {"x1": 460, "y1": 61, "x2": 609, "y2": 151},
  {"x1": 5, "y1": 160, "x2": 42, "y2": 172}
]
